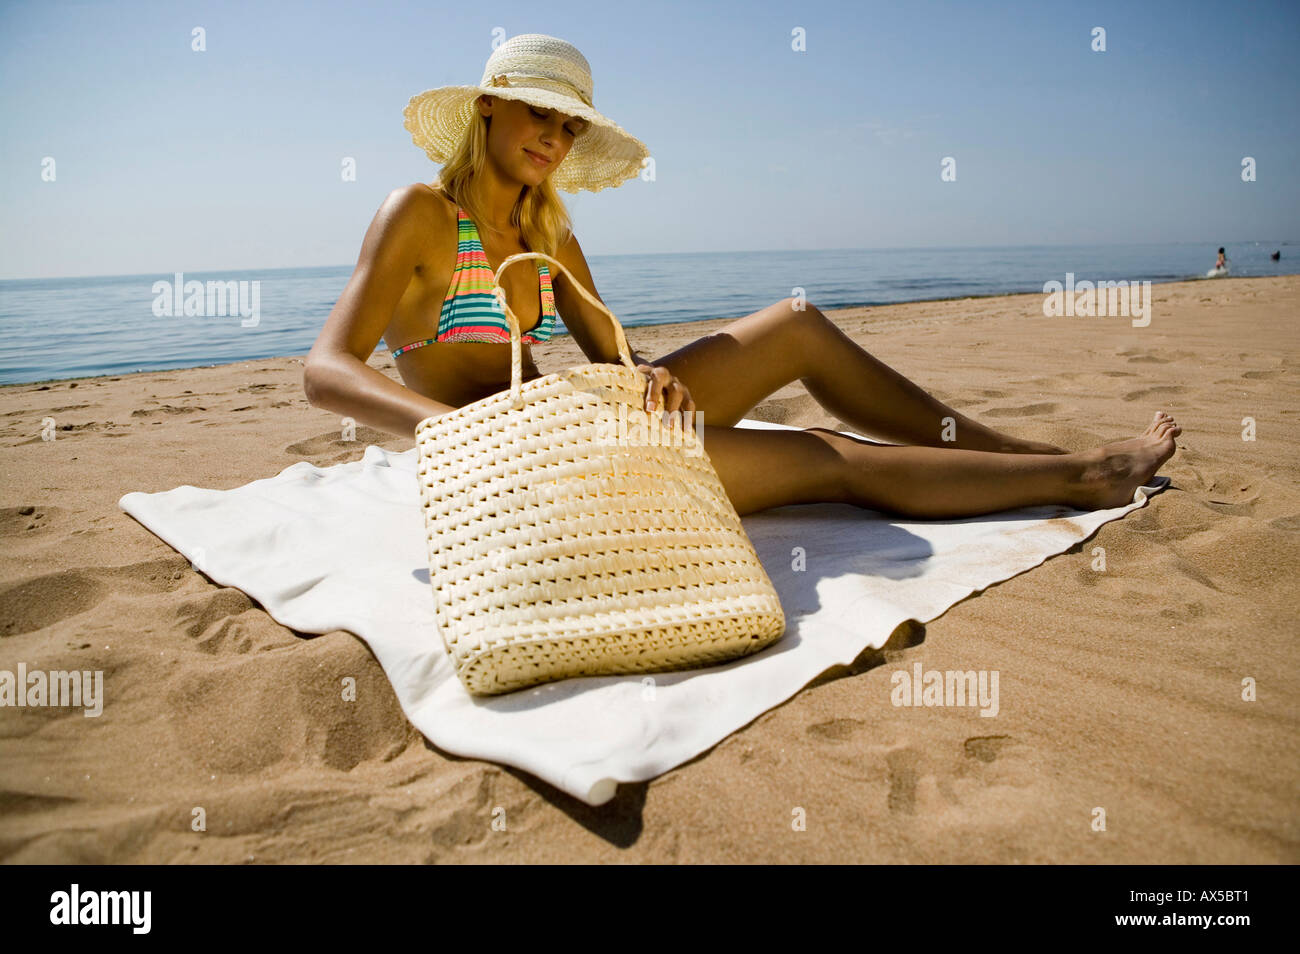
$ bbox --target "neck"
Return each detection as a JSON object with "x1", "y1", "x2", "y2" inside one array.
[{"x1": 471, "y1": 164, "x2": 528, "y2": 234}]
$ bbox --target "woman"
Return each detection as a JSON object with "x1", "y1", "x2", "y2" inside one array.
[{"x1": 304, "y1": 34, "x2": 1180, "y2": 519}]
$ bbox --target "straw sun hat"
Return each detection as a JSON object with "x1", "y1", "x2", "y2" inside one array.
[{"x1": 403, "y1": 33, "x2": 651, "y2": 194}]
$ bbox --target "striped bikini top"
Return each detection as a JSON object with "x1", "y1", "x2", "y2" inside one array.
[{"x1": 389, "y1": 207, "x2": 556, "y2": 357}]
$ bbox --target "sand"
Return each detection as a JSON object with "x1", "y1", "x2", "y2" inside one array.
[{"x1": 1, "y1": 274, "x2": 1296, "y2": 863}]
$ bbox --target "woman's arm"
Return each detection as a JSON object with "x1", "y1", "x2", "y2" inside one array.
[
  {"x1": 303, "y1": 186, "x2": 456, "y2": 439},
  {"x1": 550, "y1": 233, "x2": 654, "y2": 367},
  {"x1": 550, "y1": 232, "x2": 695, "y2": 416}
]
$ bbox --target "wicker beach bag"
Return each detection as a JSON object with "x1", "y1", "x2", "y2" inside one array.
[{"x1": 413, "y1": 251, "x2": 786, "y2": 696}]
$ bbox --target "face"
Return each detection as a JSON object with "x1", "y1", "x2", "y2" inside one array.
[{"x1": 479, "y1": 95, "x2": 590, "y2": 182}]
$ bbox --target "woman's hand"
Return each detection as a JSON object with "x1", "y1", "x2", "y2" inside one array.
[{"x1": 635, "y1": 362, "x2": 696, "y2": 429}]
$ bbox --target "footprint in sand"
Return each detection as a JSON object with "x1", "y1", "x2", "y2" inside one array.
[
  {"x1": 1075, "y1": 565, "x2": 1102, "y2": 587},
  {"x1": 1199, "y1": 472, "x2": 1261, "y2": 516},
  {"x1": 1269, "y1": 514, "x2": 1300, "y2": 532},
  {"x1": 15, "y1": 420, "x2": 105, "y2": 442},
  {"x1": 0, "y1": 791, "x2": 80, "y2": 816},
  {"x1": 1122, "y1": 385, "x2": 1186, "y2": 402},
  {"x1": 0, "y1": 568, "x2": 110, "y2": 638},
  {"x1": 983, "y1": 402, "x2": 1058, "y2": 418},
  {"x1": 3, "y1": 403, "x2": 93, "y2": 419},
  {"x1": 962, "y1": 735, "x2": 1013, "y2": 763},
  {"x1": 864, "y1": 734, "x2": 1036, "y2": 816},
  {"x1": 1160, "y1": 600, "x2": 1207, "y2": 621},
  {"x1": 285, "y1": 428, "x2": 396, "y2": 457},
  {"x1": 175, "y1": 590, "x2": 259, "y2": 650},
  {"x1": 130, "y1": 405, "x2": 202, "y2": 417},
  {"x1": 954, "y1": 735, "x2": 1037, "y2": 804},
  {"x1": 806, "y1": 717, "x2": 867, "y2": 743},
  {"x1": 0, "y1": 505, "x2": 58, "y2": 534},
  {"x1": 1164, "y1": 556, "x2": 1222, "y2": 595},
  {"x1": 1178, "y1": 525, "x2": 1280, "y2": 588},
  {"x1": 1122, "y1": 502, "x2": 1213, "y2": 543},
  {"x1": 886, "y1": 747, "x2": 921, "y2": 815},
  {"x1": 166, "y1": 634, "x2": 409, "y2": 775},
  {"x1": 173, "y1": 585, "x2": 304, "y2": 655},
  {"x1": 422, "y1": 773, "x2": 503, "y2": 856}
]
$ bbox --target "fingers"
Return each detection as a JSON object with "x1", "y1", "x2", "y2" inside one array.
[
  {"x1": 645, "y1": 367, "x2": 679, "y2": 413},
  {"x1": 637, "y1": 364, "x2": 696, "y2": 430},
  {"x1": 668, "y1": 382, "x2": 695, "y2": 431},
  {"x1": 658, "y1": 368, "x2": 685, "y2": 414},
  {"x1": 641, "y1": 364, "x2": 664, "y2": 412}
]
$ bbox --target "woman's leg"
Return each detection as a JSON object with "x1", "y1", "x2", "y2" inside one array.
[
  {"x1": 701, "y1": 411, "x2": 1180, "y2": 518},
  {"x1": 654, "y1": 298, "x2": 1067, "y2": 454}
]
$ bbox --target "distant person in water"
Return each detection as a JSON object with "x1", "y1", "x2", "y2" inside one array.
[
  {"x1": 1271, "y1": 250, "x2": 1281, "y2": 261},
  {"x1": 1215, "y1": 247, "x2": 1227, "y2": 270}
]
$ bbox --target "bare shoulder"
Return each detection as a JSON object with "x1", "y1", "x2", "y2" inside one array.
[
  {"x1": 552, "y1": 227, "x2": 588, "y2": 275},
  {"x1": 556, "y1": 225, "x2": 581, "y2": 254},
  {"x1": 552, "y1": 227, "x2": 599, "y2": 286},
  {"x1": 373, "y1": 182, "x2": 456, "y2": 268},
  {"x1": 409, "y1": 181, "x2": 456, "y2": 216}
]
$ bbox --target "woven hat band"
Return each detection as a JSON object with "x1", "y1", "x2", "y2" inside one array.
[{"x1": 484, "y1": 72, "x2": 594, "y2": 109}]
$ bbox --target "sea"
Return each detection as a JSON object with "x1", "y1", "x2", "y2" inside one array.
[{"x1": 0, "y1": 240, "x2": 1294, "y2": 386}]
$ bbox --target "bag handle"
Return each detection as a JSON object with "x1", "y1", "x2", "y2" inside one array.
[{"x1": 491, "y1": 251, "x2": 638, "y2": 407}]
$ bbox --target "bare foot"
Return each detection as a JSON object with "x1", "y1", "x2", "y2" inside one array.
[{"x1": 1071, "y1": 411, "x2": 1182, "y2": 509}]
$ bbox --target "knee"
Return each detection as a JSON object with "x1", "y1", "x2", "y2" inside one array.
[
  {"x1": 773, "y1": 298, "x2": 832, "y2": 358},
  {"x1": 777, "y1": 295, "x2": 821, "y2": 314},
  {"x1": 776, "y1": 296, "x2": 830, "y2": 330}
]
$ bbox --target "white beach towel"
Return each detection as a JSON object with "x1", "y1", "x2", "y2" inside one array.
[{"x1": 118, "y1": 419, "x2": 1167, "y2": 806}]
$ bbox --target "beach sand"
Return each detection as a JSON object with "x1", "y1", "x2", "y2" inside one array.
[{"x1": 1, "y1": 275, "x2": 1296, "y2": 863}]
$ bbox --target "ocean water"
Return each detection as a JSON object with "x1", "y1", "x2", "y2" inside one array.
[{"x1": 0, "y1": 240, "x2": 1294, "y2": 386}]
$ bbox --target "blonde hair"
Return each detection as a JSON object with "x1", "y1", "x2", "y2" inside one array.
[{"x1": 431, "y1": 96, "x2": 575, "y2": 258}]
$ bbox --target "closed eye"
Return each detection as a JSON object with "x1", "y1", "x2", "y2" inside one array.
[{"x1": 531, "y1": 107, "x2": 586, "y2": 137}]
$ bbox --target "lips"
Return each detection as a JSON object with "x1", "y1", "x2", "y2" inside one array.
[{"x1": 524, "y1": 149, "x2": 552, "y2": 166}]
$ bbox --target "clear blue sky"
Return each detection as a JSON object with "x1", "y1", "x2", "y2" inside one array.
[{"x1": 2, "y1": 0, "x2": 1297, "y2": 279}]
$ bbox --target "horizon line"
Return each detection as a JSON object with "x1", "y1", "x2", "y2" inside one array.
[{"x1": 2, "y1": 237, "x2": 1295, "y2": 284}]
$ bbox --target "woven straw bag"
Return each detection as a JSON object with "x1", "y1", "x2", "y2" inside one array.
[{"x1": 413, "y1": 251, "x2": 786, "y2": 696}]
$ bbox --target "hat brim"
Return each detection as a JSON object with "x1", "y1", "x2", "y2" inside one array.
[{"x1": 404, "y1": 85, "x2": 650, "y2": 194}]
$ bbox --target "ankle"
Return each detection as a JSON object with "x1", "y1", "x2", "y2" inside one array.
[
  {"x1": 1066, "y1": 449, "x2": 1110, "y2": 507},
  {"x1": 951, "y1": 417, "x2": 1023, "y2": 453}
]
